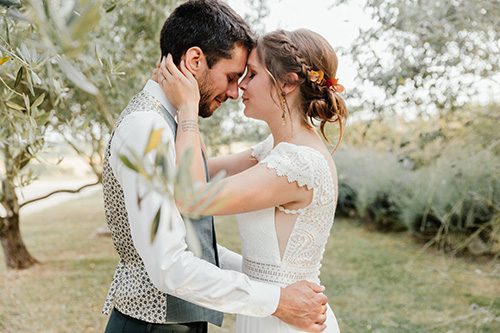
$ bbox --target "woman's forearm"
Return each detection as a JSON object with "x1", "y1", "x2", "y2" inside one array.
[{"x1": 176, "y1": 111, "x2": 206, "y2": 185}]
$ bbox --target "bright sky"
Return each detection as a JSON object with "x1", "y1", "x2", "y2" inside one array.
[
  {"x1": 227, "y1": 0, "x2": 374, "y2": 89},
  {"x1": 227, "y1": 0, "x2": 499, "y2": 107}
]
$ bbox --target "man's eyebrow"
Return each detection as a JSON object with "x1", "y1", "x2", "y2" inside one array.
[{"x1": 230, "y1": 71, "x2": 245, "y2": 78}]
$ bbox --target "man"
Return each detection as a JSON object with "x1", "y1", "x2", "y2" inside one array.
[{"x1": 102, "y1": 1, "x2": 328, "y2": 332}]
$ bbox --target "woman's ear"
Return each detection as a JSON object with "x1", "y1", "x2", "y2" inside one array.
[
  {"x1": 182, "y1": 47, "x2": 206, "y2": 76},
  {"x1": 282, "y1": 72, "x2": 299, "y2": 94}
]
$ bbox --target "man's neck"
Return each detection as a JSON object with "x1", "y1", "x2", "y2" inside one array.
[{"x1": 144, "y1": 79, "x2": 178, "y2": 119}]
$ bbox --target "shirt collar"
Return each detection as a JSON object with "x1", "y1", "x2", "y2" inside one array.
[{"x1": 143, "y1": 79, "x2": 178, "y2": 119}]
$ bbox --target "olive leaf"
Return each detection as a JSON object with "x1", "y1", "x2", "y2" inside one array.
[
  {"x1": 0, "y1": 56, "x2": 11, "y2": 65},
  {"x1": 143, "y1": 127, "x2": 164, "y2": 155},
  {"x1": 150, "y1": 206, "x2": 161, "y2": 243},
  {"x1": 119, "y1": 154, "x2": 140, "y2": 173},
  {"x1": 58, "y1": 58, "x2": 98, "y2": 95}
]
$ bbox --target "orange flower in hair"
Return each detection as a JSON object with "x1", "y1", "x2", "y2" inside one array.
[
  {"x1": 325, "y1": 78, "x2": 345, "y2": 93},
  {"x1": 309, "y1": 70, "x2": 345, "y2": 93},
  {"x1": 309, "y1": 70, "x2": 325, "y2": 85}
]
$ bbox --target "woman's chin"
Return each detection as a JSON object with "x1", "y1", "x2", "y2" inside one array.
[{"x1": 243, "y1": 108, "x2": 251, "y2": 118}]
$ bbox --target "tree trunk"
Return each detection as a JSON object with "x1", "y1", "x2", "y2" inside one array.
[
  {"x1": 1, "y1": 146, "x2": 38, "y2": 269},
  {"x1": 0, "y1": 214, "x2": 38, "y2": 269}
]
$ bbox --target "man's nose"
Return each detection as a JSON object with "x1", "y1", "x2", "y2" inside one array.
[
  {"x1": 227, "y1": 81, "x2": 239, "y2": 100},
  {"x1": 238, "y1": 77, "x2": 248, "y2": 91}
]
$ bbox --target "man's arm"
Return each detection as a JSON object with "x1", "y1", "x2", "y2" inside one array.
[
  {"x1": 207, "y1": 149, "x2": 257, "y2": 178},
  {"x1": 111, "y1": 112, "x2": 279, "y2": 316},
  {"x1": 217, "y1": 244, "x2": 243, "y2": 272},
  {"x1": 110, "y1": 112, "x2": 327, "y2": 331}
]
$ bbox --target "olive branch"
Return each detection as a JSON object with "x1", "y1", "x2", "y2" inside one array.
[{"x1": 119, "y1": 127, "x2": 228, "y2": 257}]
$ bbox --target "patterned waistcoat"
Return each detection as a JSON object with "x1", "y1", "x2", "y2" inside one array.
[{"x1": 102, "y1": 91, "x2": 223, "y2": 326}]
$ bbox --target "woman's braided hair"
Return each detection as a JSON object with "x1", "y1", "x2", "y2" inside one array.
[{"x1": 256, "y1": 29, "x2": 348, "y2": 149}]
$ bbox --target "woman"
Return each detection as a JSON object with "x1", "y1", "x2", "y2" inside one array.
[{"x1": 158, "y1": 28, "x2": 347, "y2": 332}]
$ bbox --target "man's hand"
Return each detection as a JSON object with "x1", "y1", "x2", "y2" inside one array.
[{"x1": 273, "y1": 280, "x2": 328, "y2": 332}]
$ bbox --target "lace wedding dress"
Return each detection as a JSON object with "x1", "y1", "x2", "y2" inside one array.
[{"x1": 236, "y1": 136, "x2": 340, "y2": 333}]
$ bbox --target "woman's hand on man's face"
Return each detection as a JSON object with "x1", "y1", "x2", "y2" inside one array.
[{"x1": 158, "y1": 54, "x2": 200, "y2": 116}]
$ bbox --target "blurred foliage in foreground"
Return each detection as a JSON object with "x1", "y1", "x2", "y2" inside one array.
[
  {"x1": 0, "y1": 0, "x2": 269, "y2": 269},
  {"x1": 0, "y1": 0, "x2": 188, "y2": 269}
]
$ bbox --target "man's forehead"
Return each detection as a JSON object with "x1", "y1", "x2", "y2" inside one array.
[{"x1": 217, "y1": 48, "x2": 248, "y2": 75}]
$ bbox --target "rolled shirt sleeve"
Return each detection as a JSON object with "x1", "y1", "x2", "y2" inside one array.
[{"x1": 109, "y1": 111, "x2": 280, "y2": 317}]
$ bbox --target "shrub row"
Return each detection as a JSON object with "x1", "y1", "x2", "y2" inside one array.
[{"x1": 334, "y1": 147, "x2": 500, "y2": 256}]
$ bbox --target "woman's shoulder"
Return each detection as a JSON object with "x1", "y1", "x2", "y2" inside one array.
[
  {"x1": 274, "y1": 139, "x2": 332, "y2": 163},
  {"x1": 262, "y1": 141, "x2": 332, "y2": 190},
  {"x1": 251, "y1": 134, "x2": 274, "y2": 161}
]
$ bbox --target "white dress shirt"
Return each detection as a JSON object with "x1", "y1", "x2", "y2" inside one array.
[{"x1": 108, "y1": 80, "x2": 281, "y2": 317}]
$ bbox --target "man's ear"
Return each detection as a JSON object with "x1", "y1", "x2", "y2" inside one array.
[
  {"x1": 182, "y1": 46, "x2": 206, "y2": 76},
  {"x1": 282, "y1": 72, "x2": 299, "y2": 94}
]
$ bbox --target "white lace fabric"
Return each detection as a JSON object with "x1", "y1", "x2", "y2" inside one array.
[{"x1": 237, "y1": 135, "x2": 336, "y2": 287}]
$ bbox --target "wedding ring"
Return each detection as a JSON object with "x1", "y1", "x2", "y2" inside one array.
[{"x1": 161, "y1": 77, "x2": 166, "y2": 84}]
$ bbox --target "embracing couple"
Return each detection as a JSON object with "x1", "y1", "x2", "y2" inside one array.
[{"x1": 102, "y1": 0, "x2": 347, "y2": 332}]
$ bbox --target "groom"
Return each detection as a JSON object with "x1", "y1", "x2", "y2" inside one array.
[{"x1": 102, "y1": 1, "x2": 328, "y2": 332}]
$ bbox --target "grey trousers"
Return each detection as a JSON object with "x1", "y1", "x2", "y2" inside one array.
[{"x1": 105, "y1": 308, "x2": 208, "y2": 333}]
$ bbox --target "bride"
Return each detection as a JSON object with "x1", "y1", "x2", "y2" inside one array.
[{"x1": 158, "y1": 28, "x2": 347, "y2": 332}]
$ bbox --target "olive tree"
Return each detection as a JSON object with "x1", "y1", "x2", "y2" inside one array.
[
  {"x1": 335, "y1": 0, "x2": 500, "y2": 114},
  {"x1": 0, "y1": 0, "x2": 179, "y2": 269}
]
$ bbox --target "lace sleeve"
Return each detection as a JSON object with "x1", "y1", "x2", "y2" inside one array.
[
  {"x1": 251, "y1": 135, "x2": 273, "y2": 161},
  {"x1": 260, "y1": 143, "x2": 327, "y2": 191}
]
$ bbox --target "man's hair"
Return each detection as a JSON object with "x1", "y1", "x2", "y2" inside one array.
[{"x1": 160, "y1": 0, "x2": 255, "y2": 68}]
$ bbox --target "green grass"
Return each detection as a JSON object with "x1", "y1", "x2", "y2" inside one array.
[
  {"x1": 1, "y1": 191, "x2": 499, "y2": 332},
  {"x1": 0, "y1": 192, "x2": 116, "y2": 332}
]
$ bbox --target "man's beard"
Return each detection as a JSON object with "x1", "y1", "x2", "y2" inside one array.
[
  {"x1": 198, "y1": 89, "x2": 214, "y2": 118},
  {"x1": 197, "y1": 71, "x2": 223, "y2": 118}
]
